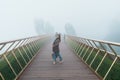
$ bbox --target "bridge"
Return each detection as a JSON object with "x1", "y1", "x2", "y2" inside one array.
[{"x1": 0, "y1": 35, "x2": 120, "y2": 80}]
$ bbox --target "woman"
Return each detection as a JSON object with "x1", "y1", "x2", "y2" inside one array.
[{"x1": 52, "y1": 34, "x2": 63, "y2": 64}]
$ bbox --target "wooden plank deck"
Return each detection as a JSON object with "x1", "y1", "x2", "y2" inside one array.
[{"x1": 18, "y1": 40, "x2": 100, "y2": 80}]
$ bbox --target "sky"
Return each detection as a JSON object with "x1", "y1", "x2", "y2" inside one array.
[{"x1": 0, "y1": 0, "x2": 120, "y2": 42}]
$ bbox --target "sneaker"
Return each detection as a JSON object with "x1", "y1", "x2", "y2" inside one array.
[
  {"x1": 59, "y1": 60, "x2": 63, "y2": 64},
  {"x1": 53, "y1": 61, "x2": 56, "y2": 64}
]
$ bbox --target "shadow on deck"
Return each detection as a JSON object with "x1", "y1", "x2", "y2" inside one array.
[{"x1": 18, "y1": 40, "x2": 99, "y2": 80}]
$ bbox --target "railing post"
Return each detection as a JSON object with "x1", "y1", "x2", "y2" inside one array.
[
  {"x1": 3, "y1": 54, "x2": 17, "y2": 76},
  {"x1": 89, "y1": 50, "x2": 100, "y2": 66},
  {"x1": 11, "y1": 51, "x2": 23, "y2": 69},
  {"x1": 17, "y1": 40, "x2": 28, "y2": 64},
  {"x1": 29, "y1": 39, "x2": 38, "y2": 53},
  {"x1": 82, "y1": 46, "x2": 90, "y2": 60},
  {"x1": 89, "y1": 41, "x2": 100, "y2": 66},
  {"x1": 103, "y1": 57, "x2": 118, "y2": 80},
  {"x1": 78, "y1": 43, "x2": 84, "y2": 56},
  {"x1": 24, "y1": 39, "x2": 33, "y2": 58},
  {"x1": 0, "y1": 72, "x2": 5, "y2": 80}
]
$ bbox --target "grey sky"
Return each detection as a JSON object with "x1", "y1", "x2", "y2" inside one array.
[{"x1": 0, "y1": 0, "x2": 120, "y2": 42}]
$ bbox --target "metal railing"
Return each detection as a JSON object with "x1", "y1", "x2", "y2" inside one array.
[
  {"x1": 0, "y1": 35, "x2": 50, "y2": 80},
  {"x1": 65, "y1": 35, "x2": 120, "y2": 80}
]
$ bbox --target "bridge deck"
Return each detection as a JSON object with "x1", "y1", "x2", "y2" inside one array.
[{"x1": 18, "y1": 41, "x2": 99, "y2": 80}]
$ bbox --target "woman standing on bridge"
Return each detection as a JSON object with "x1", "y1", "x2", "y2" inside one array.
[{"x1": 52, "y1": 33, "x2": 63, "y2": 64}]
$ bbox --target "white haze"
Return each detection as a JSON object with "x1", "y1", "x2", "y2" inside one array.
[{"x1": 0, "y1": 0, "x2": 120, "y2": 42}]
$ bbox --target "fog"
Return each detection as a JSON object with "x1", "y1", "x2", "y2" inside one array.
[
  {"x1": 0, "y1": 0, "x2": 36, "y2": 42},
  {"x1": 0, "y1": 0, "x2": 120, "y2": 42}
]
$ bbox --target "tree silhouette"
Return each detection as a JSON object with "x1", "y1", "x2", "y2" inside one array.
[
  {"x1": 34, "y1": 19, "x2": 54, "y2": 34},
  {"x1": 65, "y1": 23, "x2": 76, "y2": 35}
]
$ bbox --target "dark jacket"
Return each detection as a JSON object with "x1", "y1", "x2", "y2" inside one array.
[{"x1": 52, "y1": 38, "x2": 60, "y2": 53}]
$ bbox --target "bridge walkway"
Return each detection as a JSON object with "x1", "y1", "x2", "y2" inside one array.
[{"x1": 18, "y1": 40, "x2": 99, "y2": 80}]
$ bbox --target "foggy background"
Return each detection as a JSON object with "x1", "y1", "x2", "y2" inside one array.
[{"x1": 0, "y1": 0, "x2": 120, "y2": 42}]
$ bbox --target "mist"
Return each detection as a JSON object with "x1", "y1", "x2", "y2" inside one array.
[
  {"x1": 0, "y1": 0, "x2": 120, "y2": 43},
  {"x1": 0, "y1": 0, "x2": 36, "y2": 42},
  {"x1": 105, "y1": 19, "x2": 120, "y2": 42},
  {"x1": 34, "y1": 19, "x2": 55, "y2": 34}
]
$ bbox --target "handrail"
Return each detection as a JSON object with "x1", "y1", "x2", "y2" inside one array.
[
  {"x1": 67, "y1": 35, "x2": 120, "y2": 56},
  {"x1": 65, "y1": 35, "x2": 120, "y2": 80},
  {"x1": 0, "y1": 34, "x2": 50, "y2": 80},
  {"x1": 68, "y1": 35, "x2": 120, "y2": 47}
]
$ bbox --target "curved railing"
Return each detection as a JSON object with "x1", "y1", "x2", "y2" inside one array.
[
  {"x1": 0, "y1": 35, "x2": 50, "y2": 80},
  {"x1": 65, "y1": 35, "x2": 120, "y2": 80}
]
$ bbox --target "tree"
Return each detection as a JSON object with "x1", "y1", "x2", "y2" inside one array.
[
  {"x1": 34, "y1": 19, "x2": 44, "y2": 34},
  {"x1": 65, "y1": 23, "x2": 76, "y2": 35},
  {"x1": 34, "y1": 19, "x2": 55, "y2": 34}
]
